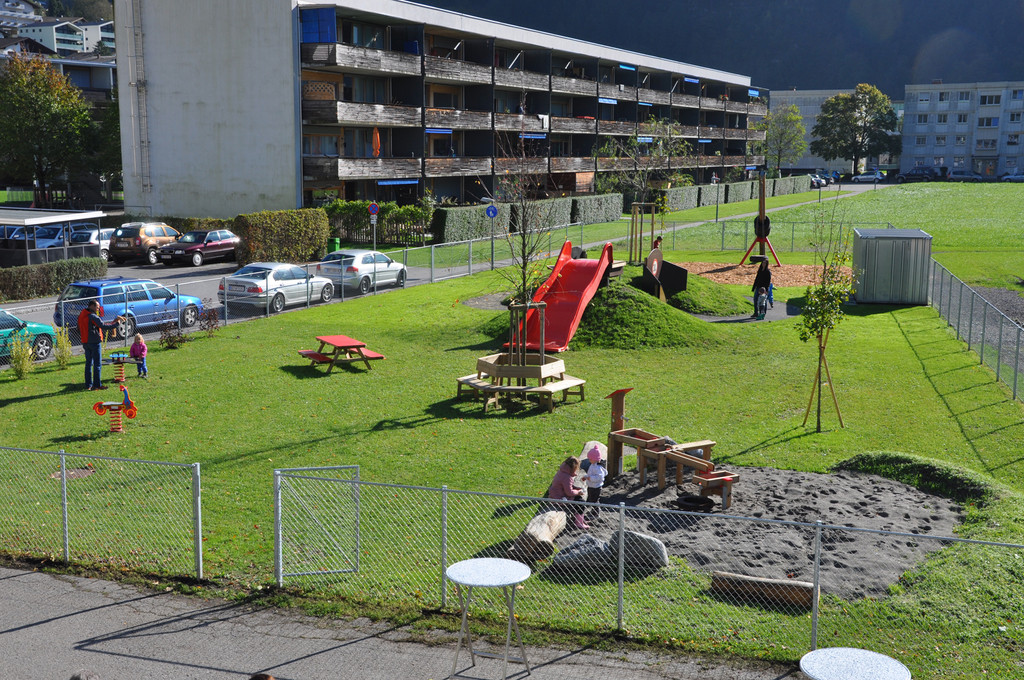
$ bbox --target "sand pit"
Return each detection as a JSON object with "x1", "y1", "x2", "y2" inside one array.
[
  {"x1": 555, "y1": 465, "x2": 963, "y2": 601},
  {"x1": 680, "y1": 261, "x2": 853, "y2": 288}
]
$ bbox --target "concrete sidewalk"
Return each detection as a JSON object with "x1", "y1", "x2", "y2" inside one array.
[{"x1": 1, "y1": 566, "x2": 799, "y2": 680}]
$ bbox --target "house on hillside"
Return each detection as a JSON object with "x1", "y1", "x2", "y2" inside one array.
[
  {"x1": 16, "y1": 16, "x2": 114, "y2": 55},
  {"x1": 112, "y1": 0, "x2": 768, "y2": 219},
  {"x1": 0, "y1": 0, "x2": 41, "y2": 32}
]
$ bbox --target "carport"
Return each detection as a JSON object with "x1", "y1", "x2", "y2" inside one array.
[{"x1": 0, "y1": 207, "x2": 107, "y2": 267}]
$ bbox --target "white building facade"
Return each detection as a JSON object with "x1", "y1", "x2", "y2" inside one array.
[
  {"x1": 113, "y1": 0, "x2": 766, "y2": 219},
  {"x1": 902, "y1": 81, "x2": 1024, "y2": 178}
]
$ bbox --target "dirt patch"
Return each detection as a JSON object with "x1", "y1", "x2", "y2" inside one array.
[
  {"x1": 680, "y1": 261, "x2": 852, "y2": 289},
  {"x1": 462, "y1": 293, "x2": 508, "y2": 311},
  {"x1": 557, "y1": 464, "x2": 963, "y2": 601}
]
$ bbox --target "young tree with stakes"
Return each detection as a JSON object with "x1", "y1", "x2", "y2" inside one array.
[{"x1": 796, "y1": 203, "x2": 857, "y2": 432}]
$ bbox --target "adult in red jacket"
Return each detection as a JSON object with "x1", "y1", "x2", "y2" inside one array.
[{"x1": 547, "y1": 456, "x2": 588, "y2": 530}]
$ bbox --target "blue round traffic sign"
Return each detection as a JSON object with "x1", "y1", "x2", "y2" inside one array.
[
  {"x1": 485, "y1": 205, "x2": 498, "y2": 219},
  {"x1": 368, "y1": 202, "x2": 379, "y2": 215}
]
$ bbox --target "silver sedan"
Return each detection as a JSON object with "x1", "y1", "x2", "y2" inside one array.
[
  {"x1": 316, "y1": 249, "x2": 407, "y2": 294},
  {"x1": 219, "y1": 262, "x2": 334, "y2": 313}
]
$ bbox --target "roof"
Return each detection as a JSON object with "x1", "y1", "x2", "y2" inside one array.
[
  {"x1": 0, "y1": 207, "x2": 106, "y2": 227},
  {"x1": 0, "y1": 35, "x2": 56, "y2": 54}
]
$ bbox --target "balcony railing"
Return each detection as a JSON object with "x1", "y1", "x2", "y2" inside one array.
[
  {"x1": 425, "y1": 157, "x2": 492, "y2": 177},
  {"x1": 638, "y1": 89, "x2": 671, "y2": 105},
  {"x1": 424, "y1": 55, "x2": 492, "y2": 84},
  {"x1": 494, "y1": 157, "x2": 547, "y2": 174},
  {"x1": 303, "y1": 157, "x2": 422, "y2": 181},
  {"x1": 671, "y1": 94, "x2": 701, "y2": 109},
  {"x1": 748, "y1": 102, "x2": 768, "y2": 116},
  {"x1": 596, "y1": 157, "x2": 635, "y2": 171},
  {"x1": 301, "y1": 43, "x2": 421, "y2": 76},
  {"x1": 494, "y1": 113, "x2": 547, "y2": 132},
  {"x1": 550, "y1": 75, "x2": 596, "y2": 96},
  {"x1": 550, "y1": 116, "x2": 597, "y2": 133},
  {"x1": 598, "y1": 82, "x2": 636, "y2": 101},
  {"x1": 597, "y1": 120, "x2": 636, "y2": 135},
  {"x1": 424, "y1": 109, "x2": 492, "y2": 129},
  {"x1": 668, "y1": 155, "x2": 699, "y2": 168},
  {"x1": 550, "y1": 157, "x2": 596, "y2": 173},
  {"x1": 494, "y1": 69, "x2": 549, "y2": 91},
  {"x1": 303, "y1": 101, "x2": 421, "y2": 127}
]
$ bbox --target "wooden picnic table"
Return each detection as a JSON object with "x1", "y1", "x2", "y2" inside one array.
[{"x1": 298, "y1": 334, "x2": 385, "y2": 374}]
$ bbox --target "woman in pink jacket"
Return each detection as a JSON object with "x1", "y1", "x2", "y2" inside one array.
[{"x1": 547, "y1": 456, "x2": 588, "y2": 530}]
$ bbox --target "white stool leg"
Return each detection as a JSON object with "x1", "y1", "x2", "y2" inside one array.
[{"x1": 450, "y1": 584, "x2": 475, "y2": 679}]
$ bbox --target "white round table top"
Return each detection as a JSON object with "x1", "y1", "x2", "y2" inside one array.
[
  {"x1": 446, "y1": 558, "x2": 531, "y2": 588},
  {"x1": 800, "y1": 647, "x2": 911, "y2": 680}
]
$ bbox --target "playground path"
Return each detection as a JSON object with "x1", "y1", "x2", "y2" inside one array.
[{"x1": 0, "y1": 565, "x2": 801, "y2": 680}]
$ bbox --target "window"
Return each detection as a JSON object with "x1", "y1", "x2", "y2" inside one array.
[
  {"x1": 918, "y1": 93, "x2": 930, "y2": 103},
  {"x1": 302, "y1": 134, "x2": 339, "y2": 156},
  {"x1": 145, "y1": 283, "x2": 173, "y2": 301},
  {"x1": 915, "y1": 136, "x2": 927, "y2": 145},
  {"x1": 933, "y1": 156, "x2": 945, "y2": 167},
  {"x1": 431, "y1": 89, "x2": 460, "y2": 109},
  {"x1": 953, "y1": 156, "x2": 965, "y2": 168},
  {"x1": 299, "y1": 8, "x2": 336, "y2": 44},
  {"x1": 550, "y1": 97, "x2": 571, "y2": 118},
  {"x1": 494, "y1": 89, "x2": 521, "y2": 113},
  {"x1": 345, "y1": 21, "x2": 384, "y2": 49},
  {"x1": 936, "y1": 113, "x2": 948, "y2": 124},
  {"x1": 959, "y1": 91, "x2": 971, "y2": 101},
  {"x1": 1008, "y1": 158, "x2": 1018, "y2": 168},
  {"x1": 957, "y1": 113, "x2": 968, "y2": 123},
  {"x1": 935, "y1": 135, "x2": 946, "y2": 145},
  {"x1": 938, "y1": 91, "x2": 950, "y2": 102},
  {"x1": 343, "y1": 75, "x2": 386, "y2": 104},
  {"x1": 1011, "y1": 112, "x2": 1022, "y2": 123},
  {"x1": 1009, "y1": 134, "x2": 1020, "y2": 146},
  {"x1": 1013, "y1": 90, "x2": 1024, "y2": 100},
  {"x1": 976, "y1": 138, "x2": 997, "y2": 149},
  {"x1": 978, "y1": 117, "x2": 999, "y2": 127},
  {"x1": 345, "y1": 128, "x2": 382, "y2": 157},
  {"x1": 126, "y1": 283, "x2": 148, "y2": 303},
  {"x1": 917, "y1": 114, "x2": 928, "y2": 124},
  {"x1": 101, "y1": 286, "x2": 124, "y2": 306},
  {"x1": 955, "y1": 135, "x2": 966, "y2": 145},
  {"x1": 980, "y1": 94, "x2": 1001, "y2": 106}
]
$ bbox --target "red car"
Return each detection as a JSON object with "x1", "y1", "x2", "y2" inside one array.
[{"x1": 156, "y1": 229, "x2": 240, "y2": 267}]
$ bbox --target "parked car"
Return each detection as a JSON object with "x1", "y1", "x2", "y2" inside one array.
[
  {"x1": 1001, "y1": 170, "x2": 1024, "y2": 182},
  {"x1": 807, "y1": 174, "x2": 824, "y2": 189},
  {"x1": 895, "y1": 167, "x2": 942, "y2": 183},
  {"x1": 851, "y1": 171, "x2": 884, "y2": 183},
  {"x1": 0, "y1": 309, "x2": 54, "y2": 361},
  {"x1": 68, "y1": 222, "x2": 98, "y2": 234},
  {"x1": 316, "y1": 249, "x2": 407, "y2": 294},
  {"x1": 32, "y1": 225, "x2": 73, "y2": 248},
  {"x1": 157, "y1": 229, "x2": 240, "y2": 267},
  {"x1": 53, "y1": 277, "x2": 205, "y2": 339},
  {"x1": 69, "y1": 227, "x2": 114, "y2": 261},
  {"x1": 109, "y1": 222, "x2": 181, "y2": 265},
  {"x1": 947, "y1": 169, "x2": 984, "y2": 182},
  {"x1": 219, "y1": 262, "x2": 334, "y2": 313}
]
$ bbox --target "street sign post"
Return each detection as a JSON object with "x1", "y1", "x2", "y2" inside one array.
[
  {"x1": 485, "y1": 204, "x2": 498, "y2": 269},
  {"x1": 369, "y1": 202, "x2": 380, "y2": 292}
]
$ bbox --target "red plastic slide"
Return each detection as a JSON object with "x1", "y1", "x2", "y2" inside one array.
[{"x1": 518, "y1": 241, "x2": 613, "y2": 352}]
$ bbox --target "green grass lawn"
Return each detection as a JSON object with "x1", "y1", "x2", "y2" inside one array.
[{"x1": 5, "y1": 183, "x2": 1024, "y2": 676}]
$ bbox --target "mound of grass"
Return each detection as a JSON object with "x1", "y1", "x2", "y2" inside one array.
[
  {"x1": 620, "y1": 264, "x2": 750, "y2": 316},
  {"x1": 570, "y1": 276, "x2": 728, "y2": 349}
]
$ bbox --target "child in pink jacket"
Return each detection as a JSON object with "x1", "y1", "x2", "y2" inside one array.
[
  {"x1": 547, "y1": 456, "x2": 588, "y2": 530},
  {"x1": 130, "y1": 333, "x2": 148, "y2": 378}
]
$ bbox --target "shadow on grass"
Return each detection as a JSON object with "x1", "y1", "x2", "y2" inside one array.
[
  {"x1": 426, "y1": 395, "x2": 553, "y2": 420},
  {"x1": 0, "y1": 381, "x2": 87, "y2": 410},
  {"x1": 716, "y1": 426, "x2": 819, "y2": 461}
]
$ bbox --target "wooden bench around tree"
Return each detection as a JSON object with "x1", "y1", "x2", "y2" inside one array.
[{"x1": 456, "y1": 374, "x2": 586, "y2": 412}]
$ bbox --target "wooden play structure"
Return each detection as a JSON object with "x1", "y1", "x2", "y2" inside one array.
[
  {"x1": 739, "y1": 171, "x2": 782, "y2": 266},
  {"x1": 627, "y1": 202, "x2": 658, "y2": 264},
  {"x1": 604, "y1": 388, "x2": 739, "y2": 509},
  {"x1": 456, "y1": 348, "x2": 586, "y2": 413}
]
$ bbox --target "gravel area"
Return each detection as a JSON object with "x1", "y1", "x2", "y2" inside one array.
[{"x1": 973, "y1": 285, "x2": 1024, "y2": 326}]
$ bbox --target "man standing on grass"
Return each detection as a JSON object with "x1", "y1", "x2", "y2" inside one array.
[{"x1": 83, "y1": 300, "x2": 123, "y2": 391}]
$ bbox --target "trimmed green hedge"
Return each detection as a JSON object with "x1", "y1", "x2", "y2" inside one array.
[
  {"x1": 0, "y1": 257, "x2": 107, "y2": 302},
  {"x1": 232, "y1": 208, "x2": 330, "y2": 265},
  {"x1": 727, "y1": 181, "x2": 756, "y2": 203},
  {"x1": 698, "y1": 184, "x2": 723, "y2": 207},
  {"x1": 517, "y1": 197, "x2": 572, "y2": 231},
  {"x1": 571, "y1": 193, "x2": 623, "y2": 224},
  {"x1": 432, "y1": 204, "x2": 512, "y2": 242},
  {"x1": 658, "y1": 186, "x2": 699, "y2": 211}
]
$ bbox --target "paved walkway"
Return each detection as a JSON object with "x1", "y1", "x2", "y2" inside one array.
[{"x1": 2, "y1": 566, "x2": 800, "y2": 680}]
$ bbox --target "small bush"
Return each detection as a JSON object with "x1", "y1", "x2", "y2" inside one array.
[
  {"x1": 54, "y1": 325, "x2": 73, "y2": 370},
  {"x1": 158, "y1": 322, "x2": 189, "y2": 350},
  {"x1": 8, "y1": 333, "x2": 35, "y2": 379},
  {"x1": 198, "y1": 298, "x2": 221, "y2": 338}
]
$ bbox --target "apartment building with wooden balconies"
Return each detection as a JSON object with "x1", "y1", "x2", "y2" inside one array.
[{"x1": 114, "y1": 0, "x2": 766, "y2": 219}]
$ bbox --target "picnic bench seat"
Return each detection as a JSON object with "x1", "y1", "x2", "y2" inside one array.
[
  {"x1": 298, "y1": 350, "x2": 333, "y2": 364},
  {"x1": 456, "y1": 373, "x2": 586, "y2": 412},
  {"x1": 359, "y1": 350, "x2": 386, "y2": 361}
]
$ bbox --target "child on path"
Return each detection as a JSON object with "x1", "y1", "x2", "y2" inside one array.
[
  {"x1": 584, "y1": 446, "x2": 607, "y2": 518},
  {"x1": 130, "y1": 333, "x2": 148, "y2": 377},
  {"x1": 547, "y1": 455, "x2": 589, "y2": 530}
]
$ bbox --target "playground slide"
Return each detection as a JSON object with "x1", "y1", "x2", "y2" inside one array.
[{"x1": 519, "y1": 240, "x2": 614, "y2": 352}]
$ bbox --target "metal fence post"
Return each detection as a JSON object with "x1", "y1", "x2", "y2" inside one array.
[
  {"x1": 955, "y1": 280, "x2": 963, "y2": 340},
  {"x1": 274, "y1": 470, "x2": 283, "y2": 587},
  {"x1": 176, "y1": 283, "x2": 181, "y2": 325},
  {"x1": 811, "y1": 520, "x2": 822, "y2": 651},
  {"x1": 441, "y1": 485, "x2": 448, "y2": 608},
  {"x1": 306, "y1": 263, "x2": 312, "y2": 307},
  {"x1": 997, "y1": 316, "x2": 1004, "y2": 382},
  {"x1": 968, "y1": 292, "x2": 975, "y2": 348},
  {"x1": 430, "y1": 245, "x2": 435, "y2": 283},
  {"x1": 980, "y1": 300, "x2": 987, "y2": 365},
  {"x1": 1015, "y1": 327, "x2": 1021, "y2": 400},
  {"x1": 467, "y1": 240, "x2": 473, "y2": 276},
  {"x1": 791, "y1": 222, "x2": 795, "y2": 252},
  {"x1": 617, "y1": 502, "x2": 625, "y2": 631},
  {"x1": 937, "y1": 268, "x2": 944, "y2": 323},
  {"x1": 221, "y1": 277, "x2": 228, "y2": 324},
  {"x1": 191, "y1": 462, "x2": 203, "y2": 580},
  {"x1": 720, "y1": 222, "x2": 725, "y2": 251},
  {"x1": 60, "y1": 449, "x2": 69, "y2": 563}
]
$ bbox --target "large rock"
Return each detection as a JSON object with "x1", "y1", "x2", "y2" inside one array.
[
  {"x1": 610, "y1": 530, "x2": 670, "y2": 569},
  {"x1": 550, "y1": 534, "x2": 613, "y2": 570}
]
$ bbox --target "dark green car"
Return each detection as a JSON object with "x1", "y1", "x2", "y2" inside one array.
[{"x1": 0, "y1": 309, "x2": 54, "y2": 361}]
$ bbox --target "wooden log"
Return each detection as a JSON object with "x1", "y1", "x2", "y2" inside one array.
[
  {"x1": 507, "y1": 511, "x2": 566, "y2": 562},
  {"x1": 710, "y1": 571, "x2": 816, "y2": 609}
]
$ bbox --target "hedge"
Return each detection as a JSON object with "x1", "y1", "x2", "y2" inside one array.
[
  {"x1": 727, "y1": 181, "x2": 756, "y2": 203},
  {"x1": 323, "y1": 200, "x2": 432, "y2": 245},
  {"x1": 176, "y1": 217, "x2": 234, "y2": 234},
  {"x1": 571, "y1": 193, "x2": 623, "y2": 224},
  {"x1": 658, "y1": 186, "x2": 699, "y2": 211},
  {"x1": 232, "y1": 208, "x2": 330, "y2": 265},
  {"x1": 432, "y1": 204, "x2": 512, "y2": 243},
  {"x1": 698, "y1": 184, "x2": 723, "y2": 207},
  {"x1": 0, "y1": 257, "x2": 107, "y2": 302},
  {"x1": 516, "y1": 197, "x2": 572, "y2": 231}
]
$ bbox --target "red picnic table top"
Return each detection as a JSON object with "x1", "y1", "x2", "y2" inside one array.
[{"x1": 316, "y1": 335, "x2": 366, "y2": 349}]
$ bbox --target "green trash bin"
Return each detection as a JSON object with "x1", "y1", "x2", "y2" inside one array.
[{"x1": 327, "y1": 237, "x2": 340, "y2": 253}]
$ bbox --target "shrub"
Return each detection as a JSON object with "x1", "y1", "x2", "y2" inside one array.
[
  {"x1": 698, "y1": 184, "x2": 723, "y2": 207},
  {"x1": 0, "y1": 257, "x2": 106, "y2": 302},
  {"x1": 198, "y1": 298, "x2": 221, "y2": 338},
  {"x1": 324, "y1": 199, "x2": 433, "y2": 245},
  {"x1": 54, "y1": 325, "x2": 72, "y2": 370},
  {"x1": 8, "y1": 333, "x2": 34, "y2": 379},
  {"x1": 727, "y1": 181, "x2": 756, "y2": 203},
  {"x1": 513, "y1": 197, "x2": 572, "y2": 232},
  {"x1": 571, "y1": 194, "x2": 623, "y2": 224},
  {"x1": 658, "y1": 185, "x2": 699, "y2": 211},
  {"x1": 233, "y1": 208, "x2": 330, "y2": 265},
  {"x1": 158, "y1": 321, "x2": 189, "y2": 350},
  {"x1": 433, "y1": 204, "x2": 512, "y2": 242}
]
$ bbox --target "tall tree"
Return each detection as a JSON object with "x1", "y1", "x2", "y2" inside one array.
[
  {"x1": 0, "y1": 54, "x2": 91, "y2": 206},
  {"x1": 754, "y1": 104, "x2": 806, "y2": 178},
  {"x1": 810, "y1": 83, "x2": 901, "y2": 173},
  {"x1": 594, "y1": 119, "x2": 692, "y2": 206}
]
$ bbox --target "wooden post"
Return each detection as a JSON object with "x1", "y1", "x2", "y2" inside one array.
[{"x1": 604, "y1": 388, "x2": 633, "y2": 476}]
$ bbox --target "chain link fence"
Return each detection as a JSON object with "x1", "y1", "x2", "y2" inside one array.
[
  {"x1": 274, "y1": 472, "x2": 1024, "y2": 677},
  {"x1": 931, "y1": 260, "x2": 1024, "y2": 401},
  {"x1": 0, "y1": 446, "x2": 202, "y2": 578}
]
